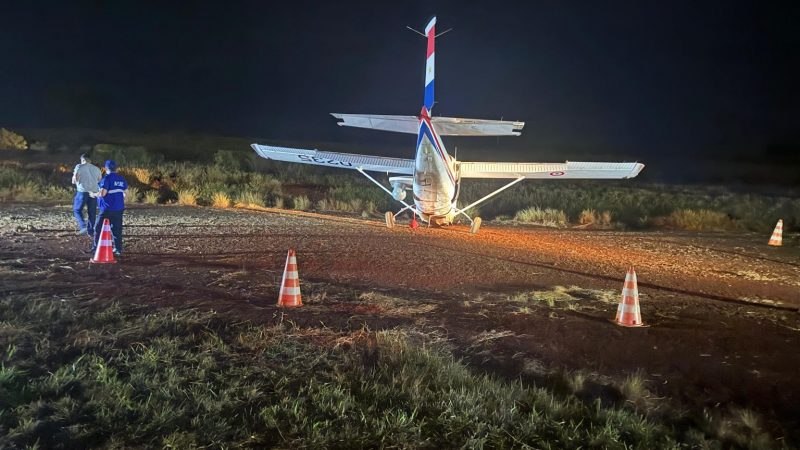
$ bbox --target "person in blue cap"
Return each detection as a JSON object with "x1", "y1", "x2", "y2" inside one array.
[{"x1": 90, "y1": 160, "x2": 128, "y2": 256}]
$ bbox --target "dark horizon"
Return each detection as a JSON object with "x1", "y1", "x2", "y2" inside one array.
[{"x1": 1, "y1": 1, "x2": 799, "y2": 163}]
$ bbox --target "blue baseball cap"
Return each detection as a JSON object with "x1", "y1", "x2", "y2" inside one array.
[{"x1": 104, "y1": 160, "x2": 117, "y2": 171}]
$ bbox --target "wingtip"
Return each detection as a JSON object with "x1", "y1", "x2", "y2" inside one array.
[{"x1": 631, "y1": 162, "x2": 645, "y2": 177}]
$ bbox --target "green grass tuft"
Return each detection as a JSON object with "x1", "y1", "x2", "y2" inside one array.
[
  {"x1": 176, "y1": 189, "x2": 198, "y2": 206},
  {"x1": 514, "y1": 207, "x2": 568, "y2": 227},
  {"x1": 143, "y1": 190, "x2": 160, "y2": 205}
]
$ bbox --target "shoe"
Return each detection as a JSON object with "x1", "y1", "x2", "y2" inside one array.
[
  {"x1": 113, "y1": 250, "x2": 121, "y2": 256},
  {"x1": 77, "y1": 228, "x2": 87, "y2": 235}
]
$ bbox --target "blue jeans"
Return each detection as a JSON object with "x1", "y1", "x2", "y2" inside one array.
[
  {"x1": 93, "y1": 209, "x2": 124, "y2": 253},
  {"x1": 73, "y1": 192, "x2": 97, "y2": 233}
]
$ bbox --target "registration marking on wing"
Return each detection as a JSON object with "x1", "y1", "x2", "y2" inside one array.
[{"x1": 297, "y1": 154, "x2": 354, "y2": 167}]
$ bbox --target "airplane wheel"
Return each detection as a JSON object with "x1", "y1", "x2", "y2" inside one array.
[
  {"x1": 385, "y1": 211, "x2": 395, "y2": 229},
  {"x1": 470, "y1": 217, "x2": 482, "y2": 234}
]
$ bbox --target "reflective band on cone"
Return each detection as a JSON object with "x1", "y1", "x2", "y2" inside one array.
[
  {"x1": 768, "y1": 219, "x2": 783, "y2": 247},
  {"x1": 277, "y1": 249, "x2": 302, "y2": 307},
  {"x1": 90, "y1": 218, "x2": 116, "y2": 264},
  {"x1": 612, "y1": 267, "x2": 646, "y2": 327}
]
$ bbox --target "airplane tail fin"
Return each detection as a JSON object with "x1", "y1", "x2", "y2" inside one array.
[{"x1": 423, "y1": 16, "x2": 436, "y2": 113}]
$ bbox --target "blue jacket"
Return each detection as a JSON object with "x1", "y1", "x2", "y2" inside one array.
[{"x1": 98, "y1": 173, "x2": 128, "y2": 211}]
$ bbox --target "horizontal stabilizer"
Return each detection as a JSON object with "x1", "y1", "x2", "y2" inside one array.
[
  {"x1": 458, "y1": 161, "x2": 645, "y2": 179},
  {"x1": 251, "y1": 144, "x2": 414, "y2": 175},
  {"x1": 331, "y1": 113, "x2": 525, "y2": 136}
]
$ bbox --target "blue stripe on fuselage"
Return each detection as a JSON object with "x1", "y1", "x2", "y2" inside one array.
[
  {"x1": 416, "y1": 118, "x2": 455, "y2": 184},
  {"x1": 423, "y1": 81, "x2": 434, "y2": 111}
]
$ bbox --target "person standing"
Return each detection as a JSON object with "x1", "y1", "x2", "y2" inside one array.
[
  {"x1": 90, "y1": 160, "x2": 128, "y2": 256},
  {"x1": 71, "y1": 154, "x2": 102, "y2": 236}
]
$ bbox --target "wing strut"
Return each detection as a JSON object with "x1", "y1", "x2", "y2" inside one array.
[
  {"x1": 453, "y1": 176, "x2": 526, "y2": 223},
  {"x1": 356, "y1": 167, "x2": 424, "y2": 220}
]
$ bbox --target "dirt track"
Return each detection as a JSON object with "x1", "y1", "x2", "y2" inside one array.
[{"x1": 2, "y1": 203, "x2": 800, "y2": 441}]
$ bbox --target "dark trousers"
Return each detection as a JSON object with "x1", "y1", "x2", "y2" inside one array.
[
  {"x1": 73, "y1": 192, "x2": 97, "y2": 233},
  {"x1": 93, "y1": 209, "x2": 124, "y2": 253}
]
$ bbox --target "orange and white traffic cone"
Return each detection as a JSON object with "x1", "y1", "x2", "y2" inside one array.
[
  {"x1": 613, "y1": 267, "x2": 646, "y2": 327},
  {"x1": 410, "y1": 216, "x2": 419, "y2": 229},
  {"x1": 768, "y1": 219, "x2": 783, "y2": 246},
  {"x1": 90, "y1": 219, "x2": 116, "y2": 264},
  {"x1": 277, "y1": 249, "x2": 302, "y2": 307}
]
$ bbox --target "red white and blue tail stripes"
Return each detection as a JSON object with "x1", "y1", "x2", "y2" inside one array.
[{"x1": 423, "y1": 16, "x2": 436, "y2": 111}]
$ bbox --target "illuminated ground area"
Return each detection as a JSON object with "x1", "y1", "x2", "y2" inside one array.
[{"x1": 1, "y1": 204, "x2": 798, "y2": 446}]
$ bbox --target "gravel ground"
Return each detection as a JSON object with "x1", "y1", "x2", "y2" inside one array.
[{"x1": 2, "y1": 202, "x2": 800, "y2": 442}]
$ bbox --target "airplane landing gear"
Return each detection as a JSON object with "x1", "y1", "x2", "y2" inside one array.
[
  {"x1": 470, "y1": 217, "x2": 482, "y2": 234},
  {"x1": 385, "y1": 211, "x2": 396, "y2": 229}
]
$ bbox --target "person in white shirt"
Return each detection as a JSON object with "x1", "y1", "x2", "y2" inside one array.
[{"x1": 71, "y1": 154, "x2": 102, "y2": 236}]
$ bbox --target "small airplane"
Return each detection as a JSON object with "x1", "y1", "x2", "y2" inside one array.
[{"x1": 252, "y1": 16, "x2": 644, "y2": 234}]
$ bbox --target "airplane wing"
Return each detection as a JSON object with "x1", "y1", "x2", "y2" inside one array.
[
  {"x1": 458, "y1": 161, "x2": 645, "y2": 179},
  {"x1": 331, "y1": 113, "x2": 524, "y2": 136},
  {"x1": 251, "y1": 144, "x2": 415, "y2": 175}
]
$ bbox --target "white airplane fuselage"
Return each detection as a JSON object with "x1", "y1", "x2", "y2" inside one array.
[{"x1": 412, "y1": 109, "x2": 458, "y2": 225}]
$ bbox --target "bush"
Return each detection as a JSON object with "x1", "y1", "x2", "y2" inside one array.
[
  {"x1": 213, "y1": 149, "x2": 253, "y2": 171},
  {"x1": 661, "y1": 209, "x2": 740, "y2": 232},
  {"x1": 0, "y1": 165, "x2": 70, "y2": 202},
  {"x1": 0, "y1": 128, "x2": 27, "y2": 150},
  {"x1": 247, "y1": 173, "x2": 282, "y2": 196},
  {"x1": 514, "y1": 207, "x2": 568, "y2": 227}
]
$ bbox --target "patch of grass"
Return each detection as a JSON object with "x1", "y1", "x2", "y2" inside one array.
[
  {"x1": 316, "y1": 197, "x2": 361, "y2": 212},
  {"x1": 4, "y1": 152, "x2": 799, "y2": 232},
  {"x1": 659, "y1": 209, "x2": 741, "y2": 231},
  {"x1": 234, "y1": 191, "x2": 265, "y2": 208},
  {"x1": 126, "y1": 187, "x2": 141, "y2": 203},
  {"x1": 0, "y1": 293, "x2": 788, "y2": 449},
  {"x1": 357, "y1": 292, "x2": 436, "y2": 316},
  {"x1": 708, "y1": 408, "x2": 773, "y2": 449},
  {"x1": 123, "y1": 167, "x2": 151, "y2": 185},
  {"x1": 176, "y1": 189, "x2": 198, "y2": 206},
  {"x1": 461, "y1": 179, "x2": 800, "y2": 231},
  {"x1": 579, "y1": 209, "x2": 613, "y2": 228},
  {"x1": 0, "y1": 165, "x2": 71, "y2": 202},
  {"x1": 510, "y1": 286, "x2": 619, "y2": 313},
  {"x1": 619, "y1": 370, "x2": 650, "y2": 407},
  {"x1": 2, "y1": 294, "x2": 764, "y2": 449},
  {"x1": 292, "y1": 195, "x2": 311, "y2": 211},
  {"x1": 143, "y1": 190, "x2": 160, "y2": 205},
  {"x1": 211, "y1": 191, "x2": 231, "y2": 208},
  {"x1": 514, "y1": 207, "x2": 568, "y2": 227},
  {"x1": 567, "y1": 371, "x2": 588, "y2": 394}
]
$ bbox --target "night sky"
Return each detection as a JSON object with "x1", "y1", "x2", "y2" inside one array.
[{"x1": 1, "y1": 1, "x2": 798, "y2": 162}]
